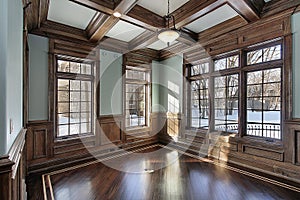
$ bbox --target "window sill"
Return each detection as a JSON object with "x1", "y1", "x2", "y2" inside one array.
[
  {"x1": 125, "y1": 126, "x2": 150, "y2": 134},
  {"x1": 55, "y1": 133, "x2": 95, "y2": 143}
]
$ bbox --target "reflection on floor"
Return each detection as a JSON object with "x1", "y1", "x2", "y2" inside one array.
[{"x1": 28, "y1": 145, "x2": 300, "y2": 200}]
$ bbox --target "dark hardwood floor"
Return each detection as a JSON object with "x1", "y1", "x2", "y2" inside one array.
[{"x1": 27, "y1": 146, "x2": 300, "y2": 200}]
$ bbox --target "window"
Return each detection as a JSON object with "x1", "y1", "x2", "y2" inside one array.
[
  {"x1": 247, "y1": 44, "x2": 281, "y2": 65},
  {"x1": 125, "y1": 66, "x2": 150, "y2": 128},
  {"x1": 56, "y1": 58, "x2": 95, "y2": 137},
  {"x1": 190, "y1": 79, "x2": 209, "y2": 129},
  {"x1": 191, "y1": 63, "x2": 209, "y2": 76},
  {"x1": 214, "y1": 55, "x2": 239, "y2": 71},
  {"x1": 186, "y1": 41, "x2": 283, "y2": 140},
  {"x1": 246, "y1": 44, "x2": 282, "y2": 139},
  {"x1": 214, "y1": 74, "x2": 239, "y2": 132}
]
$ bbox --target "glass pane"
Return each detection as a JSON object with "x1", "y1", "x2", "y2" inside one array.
[
  {"x1": 247, "y1": 71, "x2": 262, "y2": 84},
  {"x1": 81, "y1": 91, "x2": 91, "y2": 101},
  {"x1": 70, "y1": 80, "x2": 80, "y2": 90},
  {"x1": 57, "y1": 60, "x2": 70, "y2": 72},
  {"x1": 227, "y1": 55, "x2": 239, "y2": 68},
  {"x1": 58, "y1": 91, "x2": 69, "y2": 102},
  {"x1": 215, "y1": 88, "x2": 225, "y2": 98},
  {"x1": 247, "y1": 49, "x2": 263, "y2": 65},
  {"x1": 58, "y1": 114, "x2": 69, "y2": 125},
  {"x1": 264, "y1": 83, "x2": 281, "y2": 97},
  {"x1": 70, "y1": 113, "x2": 80, "y2": 123},
  {"x1": 191, "y1": 81, "x2": 199, "y2": 90},
  {"x1": 81, "y1": 81, "x2": 91, "y2": 91},
  {"x1": 247, "y1": 123, "x2": 263, "y2": 137},
  {"x1": 70, "y1": 62, "x2": 80, "y2": 73},
  {"x1": 191, "y1": 118, "x2": 199, "y2": 128},
  {"x1": 126, "y1": 70, "x2": 145, "y2": 80},
  {"x1": 247, "y1": 85, "x2": 262, "y2": 97},
  {"x1": 263, "y1": 111, "x2": 280, "y2": 124},
  {"x1": 58, "y1": 125, "x2": 69, "y2": 136},
  {"x1": 263, "y1": 45, "x2": 281, "y2": 62},
  {"x1": 57, "y1": 79, "x2": 69, "y2": 90},
  {"x1": 81, "y1": 113, "x2": 91, "y2": 123},
  {"x1": 215, "y1": 109, "x2": 226, "y2": 120},
  {"x1": 228, "y1": 74, "x2": 239, "y2": 86},
  {"x1": 57, "y1": 102, "x2": 69, "y2": 113},
  {"x1": 214, "y1": 58, "x2": 226, "y2": 71},
  {"x1": 81, "y1": 123, "x2": 91, "y2": 133},
  {"x1": 70, "y1": 92, "x2": 80, "y2": 101},
  {"x1": 264, "y1": 68, "x2": 281, "y2": 83},
  {"x1": 70, "y1": 102, "x2": 80, "y2": 112},
  {"x1": 81, "y1": 64, "x2": 92, "y2": 75},
  {"x1": 191, "y1": 65, "x2": 200, "y2": 76},
  {"x1": 70, "y1": 124, "x2": 80, "y2": 135},
  {"x1": 81, "y1": 102, "x2": 91, "y2": 112},
  {"x1": 214, "y1": 76, "x2": 226, "y2": 88},
  {"x1": 247, "y1": 110, "x2": 262, "y2": 122},
  {"x1": 263, "y1": 97, "x2": 281, "y2": 110}
]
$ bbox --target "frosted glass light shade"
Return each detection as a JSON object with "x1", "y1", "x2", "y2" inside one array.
[{"x1": 158, "y1": 29, "x2": 180, "y2": 43}]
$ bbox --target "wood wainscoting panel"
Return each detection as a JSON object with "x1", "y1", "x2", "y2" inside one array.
[
  {"x1": 100, "y1": 121, "x2": 122, "y2": 145},
  {"x1": 27, "y1": 121, "x2": 53, "y2": 163},
  {"x1": 99, "y1": 115, "x2": 123, "y2": 145},
  {"x1": 284, "y1": 121, "x2": 300, "y2": 164},
  {"x1": 242, "y1": 145, "x2": 284, "y2": 161},
  {"x1": 33, "y1": 129, "x2": 47, "y2": 159}
]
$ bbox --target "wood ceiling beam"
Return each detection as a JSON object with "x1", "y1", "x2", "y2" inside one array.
[
  {"x1": 86, "y1": 0, "x2": 141, "y2": 43},
  {"x1": 99, "y1": 37, "x2": 129, "y2": 53},
  {"x1": 31, "y1": 20, "x2": 90, "y2": 42},
  {"x1": 171, "y1": 0, "x2": 224, "y2": 28},
  {"x1": 177, "y1": 29, "x2": 198, "y2": 46},
  {"x1": 125, "y1": 5, "x2": 165, "y2": 30},
  {"x1": 69, "y1": 0, "x2": 115, "y2": 15},
  {"x1": 228, "y1": 0, "x2": 260, "y2": 22},
  {"x1": 129, "y1": 31, "x2": 158, "y2": 50},
  {"x1": 262, "y1": 0, "x2": 300, "y2": 17}
]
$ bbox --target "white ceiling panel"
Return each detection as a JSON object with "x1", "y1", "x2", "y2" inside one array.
[
  {"x1": 48, "y1": 0, "x2": 96, "y2": 29},
  {"x1": 106, "y1": 20, "x2": 146, "y2": 42},
  {"x1": 138, "y1": 0, "x2": 190, "y2": 16},
  {"x1": 184, "y1": 4, "x2": 239, "y2": 33},
  {"x1": 147, "y1": 40, "x2": 178, "y2": 50}
]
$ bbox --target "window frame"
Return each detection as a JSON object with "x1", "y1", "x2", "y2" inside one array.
[
  {"x1": 186, "y1": 39, "x2": 284, "y2": 141},
  {"x1": 54, "y1": 56, "x2": 96, "y2": 139},
  {"x1": 124, "y1": 65, "x2": 151, "y2": 129}
]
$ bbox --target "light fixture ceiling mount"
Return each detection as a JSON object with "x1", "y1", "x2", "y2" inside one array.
[{"x1": 158, "y1": 0, "x2": 180, "y2": 44}]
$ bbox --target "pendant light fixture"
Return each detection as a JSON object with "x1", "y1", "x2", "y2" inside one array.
[{"x1": 158, "y1": 0, "x2": 180, "y2": 44}]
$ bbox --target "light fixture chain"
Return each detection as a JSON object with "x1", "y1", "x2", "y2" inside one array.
[{"x1": 168, "y1": 0, "x2": 170, "y2": 15}]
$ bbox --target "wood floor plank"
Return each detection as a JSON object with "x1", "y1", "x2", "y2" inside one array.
[{"x1": 28, "y1": 146, "x2": 300, "y2": 200}]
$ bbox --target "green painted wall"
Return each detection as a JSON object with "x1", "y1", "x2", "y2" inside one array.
[
  {"x1": 152, "y1": 61, "x2": 163, "y2": 112},
  {"x1": 152, "y1": 55, "x2": 183, "y2": 113},
  {"x1": 292, "y1": 13, "x2": 300, "y2": 118},
  {"x1": 0, "y1": 0, "x2": 23, "y2": 154},
  {"x1": 100, "y1": 49, "x2": 123, "y2": 115},
  {"x1": 28, "y1": 34, "x2": 49, "y2": 120},
  {"x1": 0, "y1": 0, "x2": 8, "y2": 155}
]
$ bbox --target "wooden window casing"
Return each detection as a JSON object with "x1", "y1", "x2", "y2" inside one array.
[
  {"x1": 55, "y1": 57, "x2": 96, "y2": 138},
  {"x1": 186, "y1": 40, "x2": 283, "y2": 140},
  {"x1": 125, "y1": 66, "x2": 150, "y2": 129}
]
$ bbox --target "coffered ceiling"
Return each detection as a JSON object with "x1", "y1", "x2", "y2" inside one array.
[
  {"x1": 48, "y1": 0, "x2": 96, "y2": 29},
  {"x1": 25, "y1": 0, "x2": 299, "y2": 58},
  {"x1": 137, "y1": 0, "x2": 190, "y2": 16}
]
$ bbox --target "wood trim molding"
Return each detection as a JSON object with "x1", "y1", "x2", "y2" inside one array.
[
  {"x1": 7, "y1": 128, "x2": 27, "y2": 179},
  {"x1": 0, "y1": 128, "x2": 27, "y2": 200}
]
